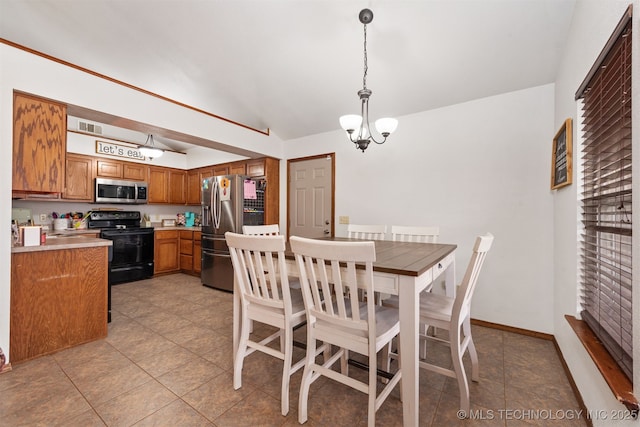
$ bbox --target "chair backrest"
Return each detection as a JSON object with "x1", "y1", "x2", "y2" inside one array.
[
  {"x1": 242, "y1": 224, "x2": 280, "y2": 235},
  {"x1": 347, "y1": 224, "x2": 387, "y2": 241},
  {"x1": 391, "y1": 225, "x2": 440, "y2": 243},
  {"x1": 453, "y1": 233, "x2": 494, "y2": 321},
  {"x1": 290, "y1": 236, "x2": 377, "y2": 352},
  {"x1": 225, "y1": 231, "x2": 293, "y2": 315}
]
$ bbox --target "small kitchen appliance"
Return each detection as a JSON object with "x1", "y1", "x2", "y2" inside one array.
[{"x1": 185, "y1": 211, "x2": 195, "y2": 227}]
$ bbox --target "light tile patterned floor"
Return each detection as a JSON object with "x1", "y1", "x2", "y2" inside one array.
[{"x1": 0, "y1": 273, "x2": 586, "y2": 426}]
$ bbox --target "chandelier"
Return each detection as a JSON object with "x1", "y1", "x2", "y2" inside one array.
[
  {"x1": 340, "y1": 9, "x2": 398, "y2": 152},
  {"x1": 138, "y1": 134, "x2": 164, "y2": 159}
]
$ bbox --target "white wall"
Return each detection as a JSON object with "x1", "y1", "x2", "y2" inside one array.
[
  {"x1": 0, "y1": 43, "x2": 285, "y2": 363},
  {"x1": 553, "y1": 1, "x2": 639, "y2": 424},
  {"x1": 284, "y1": 84, "x2": 556, "y2": 332}
]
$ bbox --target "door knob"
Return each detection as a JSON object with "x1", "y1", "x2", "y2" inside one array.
[
  {"x1": 324, "y1": 229, "x2": 330, "y2": 234},
  {"x1": 325, "y1": 220, "x2": 330, "y2": 225}
]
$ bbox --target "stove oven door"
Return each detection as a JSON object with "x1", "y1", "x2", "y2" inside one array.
[{"x1": 100, "y1": 228, "x2": 154, "y2": 285}]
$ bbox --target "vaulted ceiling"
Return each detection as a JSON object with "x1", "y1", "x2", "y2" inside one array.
[{"x1": 1, "y1": 0, "x2": 576, "y2": 150}]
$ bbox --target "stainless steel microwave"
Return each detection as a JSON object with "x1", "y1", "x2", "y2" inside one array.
[{"x1": 95, "y1": 178, "x2": 148, "y2": 204}]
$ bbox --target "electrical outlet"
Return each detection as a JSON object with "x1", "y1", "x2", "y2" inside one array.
[
  {"x1": 39, "y1": 214, "x2": 48, "y2": 222},
  {"x1": 339, "y1": 216, "x2": 349, "y2": 224}
]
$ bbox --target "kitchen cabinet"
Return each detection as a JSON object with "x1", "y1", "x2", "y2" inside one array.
[
  {"x1": 246, "y1": 159, "x2": 266, "y2": 177},
  {"x1": 97, "y1": 158, "x2": 147, "y2": 181},
  {"x1": 12, "y1": 92, "x2": 66, "y2": 196},
  {"x1": 229, "y1": 162, "x2": 246, "y2": 175},
  {"x1": 123, "y1": 163, "x2": 147, "y2": 181},
  {"x1": 169, "y1": 169, "x2": 187, "y2": 205},
  {"x1": 154, "y1": 230, "x2": 180, "y2": 274},
  {"x1": 213, "y1": 165, "x2": 229, "y2": 176},
  {"x1": 261, "y1": 157, "x2": 280, "y2": 225},
  {"x1": 148, "y1": 166, "x2": 169, "y2": 204},
  {"x1": 193, "y1": 231, "x2": 202, "y2": 274},
  {"x1": 10, "y1": 246, "x2": 108, "y2": 363},
  {"x1": 96, "y1": 159, "x2": 123, "y2": 178},
  {"x1": 186, "y1": 167, "x2": 213, "y2": 205},
  {"x1": 148, "y1": 167, "x2": 186, "y2": 204},
  {"x1": 179, "y1": 230, "x2": 194, "y2": 273},
  {"x1": 64, "y1": 153, "x2": 94, "y2": 201}
]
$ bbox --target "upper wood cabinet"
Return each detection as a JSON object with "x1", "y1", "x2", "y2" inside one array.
[
  {"x1": 123, "y1": 163, "x2": 147, "y2": 181},
  {"x1": 96, "y1": 158, "x2": 147, "y2": 181},
  {"x1": 186, "y1": 167, "x2": 213, "y2": 206},
  {"x1": 13, "y1": 92, "x2": 67, "y2": 195},
  {"x1": 96, "y1": 159, "x2": 122, "y2": 178},
  {"x1": 246, "y1": 159, "x2": 266, "y2": 177},
  {"x1": 64, "y1": 153, "x2": 94, "y2": 201},
  {"x1": 148, "y1": 167, "x2": 169, "y2": 203},
  {"x1": 229, "y1": 162, "x2": 246, "y2": 175},
  {"x1": 169, "y1": 169, "x2": 186, "y2": 205},
  {"x1": 213, "y1": 165, "x2": 229, "y2": 176}
]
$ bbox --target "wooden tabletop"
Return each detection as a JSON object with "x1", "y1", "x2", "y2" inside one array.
[{"x1": 285, "y1": 237, "x2": 456, "y2": 277}]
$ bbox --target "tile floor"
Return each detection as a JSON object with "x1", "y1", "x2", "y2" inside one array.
[{"x1": 0, "y1": 273, "x2": 587, "y2": 426}]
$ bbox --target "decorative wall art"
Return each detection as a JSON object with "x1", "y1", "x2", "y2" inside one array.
[{"x1": 551, "y1": 118, "x2": 573, "y2": 190}]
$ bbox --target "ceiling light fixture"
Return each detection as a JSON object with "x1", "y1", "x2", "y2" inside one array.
[
  {"x1": 138, "y1": 134, "x2": 164, "y2": 159},
  {"x1": 340, "y1": 8, "x2": 398, "y2": 152}
]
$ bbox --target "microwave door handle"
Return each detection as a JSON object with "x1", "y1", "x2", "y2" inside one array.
[{"x1": 134, "y1": 183, "x2": 139, "y2": 203}]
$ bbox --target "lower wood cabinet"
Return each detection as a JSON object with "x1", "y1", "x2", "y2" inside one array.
[
  {"x1": 10, "y1": 246, "x2": 108, "y2": 363},
  {"x1": 194, "y1": 231, "x2": 202, "y2": 274},
  {"x1": 179, "y1": 230, "x2": 201, "y2": 276},
  {"x1": 154, "y1": 230, "x2": 180, "y2": 274}
]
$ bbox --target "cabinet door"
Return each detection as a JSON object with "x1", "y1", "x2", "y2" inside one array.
[
  {"x1": 123, "y1": 163, "x2": 147, "y2": 181},
  {"x1": 213, "y1": 165, "x2": 229, "y2": 176},
  {"x1": 186, "y1": 170, "x2": 201, "y2": 205},
  {"x1": 96, "y1": 159, "x2": 123, "y2": 178},
  {"x1": 64, "y1": 154, "x2": 94, "y2": 201},
  {"x1": 169, "y1": 169, "x2": 186, "y2": 205},
  {"x1": 193, "y1": 232, "x2": 202, "y2": 274},
  {"x1": 229, "y1": 162, "x2": 246, "y2": 175},
  {"x1": 154, "y1": 231, "x2": 180, "y2": 274},
  {"x1": 13, "y1": 92, "x2": 66, "y2": 194},
  {"x1": 148, "y1": 167, "x2": 169, "y2": 203},
  {"x1": 179, "y1": 230, "x2": 194, "y2": 272},
  {"x1": 246, "y1": 159, "x2": 265, "y2": 177}
]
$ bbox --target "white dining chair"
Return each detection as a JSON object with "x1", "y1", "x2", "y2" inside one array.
[
  {"x1": 388, "y1": 232, "x2": 494, "y2": 415},
  {"x1": 242, "y1": 224, "x2": 280, "y2": 235},
  {"x1": 391, "y1": 225, "x2": 440, "y2": 243},
  {"x1": 347, "y1": 224, "x2": 387, "y2": 240},
  {"x1": 226, "y1": 232, "x2": 326, "y2": 416},
  {"x1": 290, "y1": 236, "x2": 402, "y2": 427}
]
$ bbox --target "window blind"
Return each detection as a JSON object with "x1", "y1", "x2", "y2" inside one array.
[{"x1": 577, "y1": 9, "x2": 632, "y2": 381}]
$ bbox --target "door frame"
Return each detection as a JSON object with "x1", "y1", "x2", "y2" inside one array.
[{"x1": 286, "y1": 153, "x2": 336, "y2": 240}]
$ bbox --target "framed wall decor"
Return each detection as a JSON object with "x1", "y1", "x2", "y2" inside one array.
[{"x1": 550, "y1": 118, "x2": 573, "y2": 190}]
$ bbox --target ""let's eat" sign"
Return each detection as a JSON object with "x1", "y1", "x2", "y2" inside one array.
[{"x1": 95, "y1": 140, "x2": 146, "y2": 161}]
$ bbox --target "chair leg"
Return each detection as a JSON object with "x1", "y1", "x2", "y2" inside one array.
[
  {"x1": 298, "y1": 329, "x2": 317, "y2": 425},
  {"x1": 233, "y1": 311, "x2": 250, "y2": 390},
  {"x1": 463, "y1": 317, "x2": 479, "y2": 382},
  {"x1": 281, "y1": 327, "x2": 293, "y2": 416},
  {"x1": 368, "y1": 350, "x2": 377, "y2": 427},
  {"x1": 450, "y1": 325, "x2": 470, "y2": 414}
]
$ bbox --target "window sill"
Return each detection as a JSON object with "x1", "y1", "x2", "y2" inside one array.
[{"x1": 565, "y1": 315, "x2": 638, "y2": 417}]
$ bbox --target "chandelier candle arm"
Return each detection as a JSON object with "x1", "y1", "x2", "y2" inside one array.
[{"x1": 339, "y1": 8, "x2": 397, "y2": 152}]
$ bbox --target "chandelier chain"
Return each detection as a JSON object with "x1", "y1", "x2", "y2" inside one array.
[{"x1": 362, "y1": 24, "x2": 368, "y2": 90}]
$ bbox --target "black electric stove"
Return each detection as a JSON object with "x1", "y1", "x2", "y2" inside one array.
[{"x1": 88, "y1": 211, "x2": 154, "y2": 321}]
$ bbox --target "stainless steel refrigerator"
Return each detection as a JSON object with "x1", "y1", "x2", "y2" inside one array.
[{"x1": 201, "y1": 174, "x2": 265, "y2": 291}]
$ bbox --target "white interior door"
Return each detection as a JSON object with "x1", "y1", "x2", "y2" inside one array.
[{"x1": 288, "y1": 155, "x2": 334, "y2": 238}]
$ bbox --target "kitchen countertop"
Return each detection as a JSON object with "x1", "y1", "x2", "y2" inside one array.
[{"x1": 11, "y1": 236, "x2": 112, "y2": 253}]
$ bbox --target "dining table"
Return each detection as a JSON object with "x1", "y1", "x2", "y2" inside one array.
[{"x1": 231, "y1": 236, "x2": 457, "y2": 427}]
